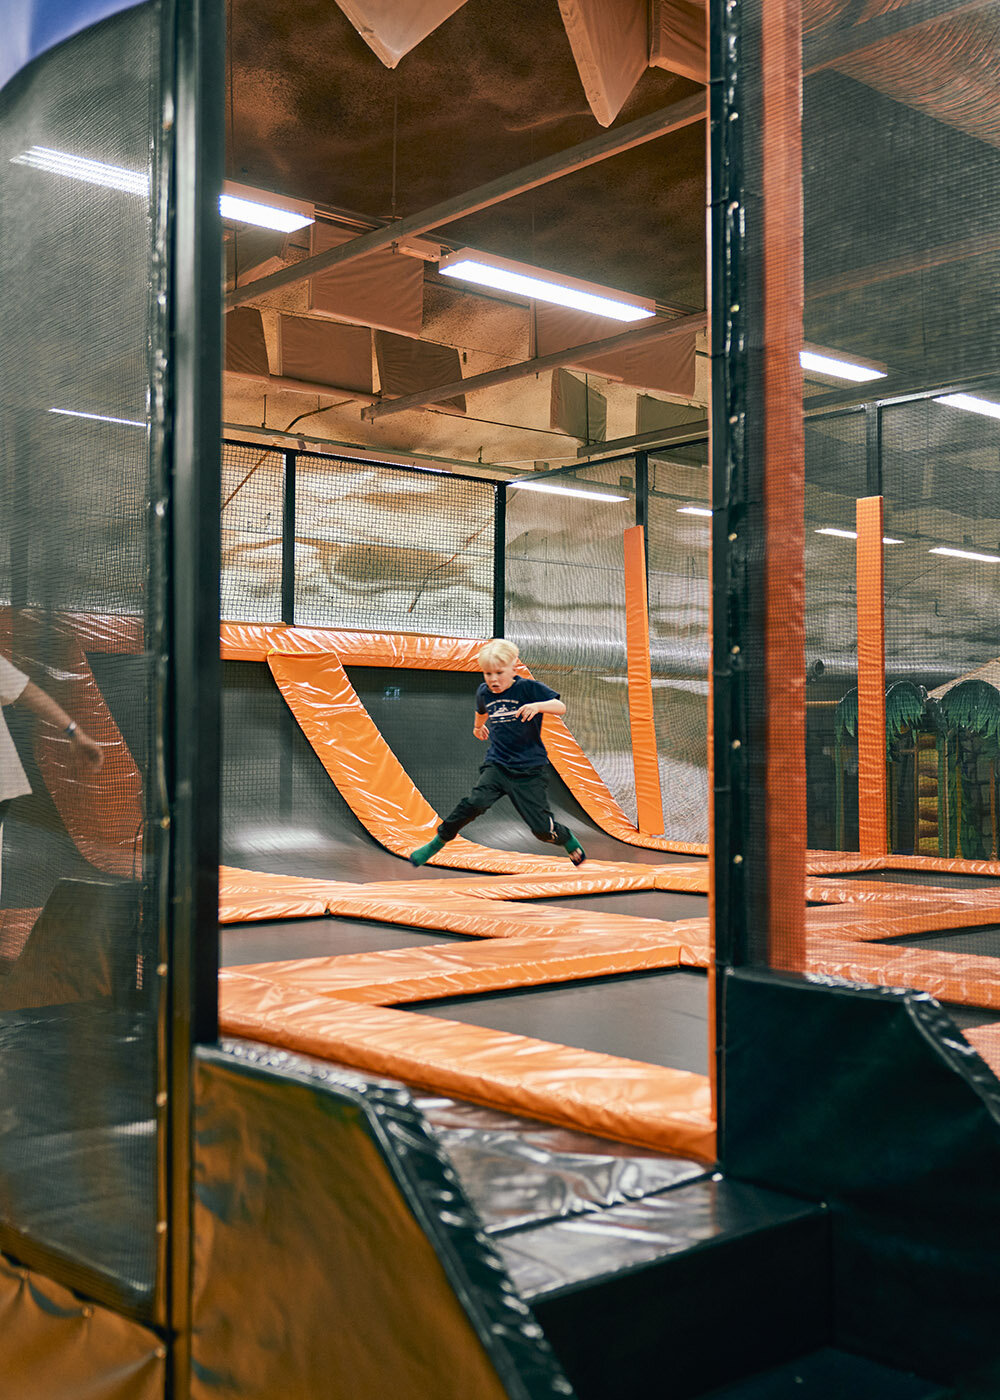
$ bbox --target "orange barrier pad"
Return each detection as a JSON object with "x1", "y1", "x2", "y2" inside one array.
[
  {"x1": 804, "y1": 935, "x2": 1000, "y2": 1012},
  {"x1": 806, "y1": 852, "x2": 1000, "y2": 880},
  {"x1": 218, "y1": 867, "x2": 712, "y2": 965},
  {"x1": 218, "y1": 984, "x2": 715, "y2": 1160},
  {"x1": 221, "y1": 623, "x2": 706, "y2": 857},
  {"x1": 222, "y1": 928, "x2": 685, "y2": 1005}
]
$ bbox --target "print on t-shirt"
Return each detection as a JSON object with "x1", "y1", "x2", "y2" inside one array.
[{"x1": 476, "y1": 676, "x2": 560, "y2": 772}]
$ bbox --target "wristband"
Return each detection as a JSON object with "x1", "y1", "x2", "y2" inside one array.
[{"x1": 64, "y1": 721, "x2": 78, "y2": 737}]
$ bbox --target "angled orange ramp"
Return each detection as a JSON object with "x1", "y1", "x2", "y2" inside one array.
[
  {"x1": 221, "y1": 623, "x2": 707, "y2": 856},
  {"x1": 218, "y1": 982, "x2": 716, "y2": 1161}
]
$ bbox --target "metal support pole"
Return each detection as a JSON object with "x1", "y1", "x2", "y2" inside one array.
[
  {"x1": 281, "y1": 448, "x2": 296, "y2": 626},
  {"x1": 865, "y1": 402, "x2": 882, "y2": 497},
  {"x1": 635, "y1": 451, "x2": 649, "y2": 590},
  {"x1": 493, "y1": 482, "x2": 506, "y2": 639}
]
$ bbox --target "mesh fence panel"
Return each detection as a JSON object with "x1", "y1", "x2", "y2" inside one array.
[
  {"x1": 221, "y1": 442, "x2": 285, "y2": 622},
  {"x1": 804, "y1": 412, "x2": 867, "y2": 851},
  {"x1": 0, "y1": 4, "x2": 162, "y2": 1308},
  {"x1": 294, "y1": 454, "x2": 494, "y2": 637},
  {"x1": 648, "y1": 449, "x2": 710, "y2": 844},
  {"x1": 504, "y1": 462, "x2": 638, "y2": 826}
]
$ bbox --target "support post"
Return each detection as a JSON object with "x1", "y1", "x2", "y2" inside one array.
[
  {"x1": 493, "y1": 482, "x2": 506, "y2": 639},
  {"x1": 281, "y1": 448, "x2": 296, "y2": 626},
  {"x1": 856, "y1": 495, "x2": 888, "y2": 856}
]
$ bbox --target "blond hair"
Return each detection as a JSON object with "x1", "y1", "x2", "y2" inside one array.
[{"x1": 478, "y1": 638, "x2": 519, "y2": 669}]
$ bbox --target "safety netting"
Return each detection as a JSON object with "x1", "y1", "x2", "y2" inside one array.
[
  {"x1": 221, "y1": 442, "x2": 286, "y2": 622},
  {"x1": 293, "y1": 452, "x2": 495, "y2": 638},
  {"x1": 0, "y1": 3, "x2": 164, "y2": 1310},
  {"x1": 734, "y1": 0, "x2": 1000, "y2": 1017}
]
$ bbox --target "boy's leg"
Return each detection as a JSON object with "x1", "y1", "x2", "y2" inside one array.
[
  {"x1": 410, "y1": 767, "x2": 504, "y2": 865},
  {"x1": 504, "y1": 768, "x2": 586, "y2": 864}
]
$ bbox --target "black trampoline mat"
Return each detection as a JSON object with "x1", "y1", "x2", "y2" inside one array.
[
  {"x1": 878, "y1": 927, "x2": 1000, "y2": 958},
  {"x1": 221, "y1": 915, "x2": 472, "y2": 966},
  {"x1": 532, "y1": 889, "x2": 706, "y2": 921},
  {"x1": 834, "y1": 868, "x2": 1000, "y2": 890},
  {"x1": 406, "y1": 967, "x2": 710, "y2": 1075}
]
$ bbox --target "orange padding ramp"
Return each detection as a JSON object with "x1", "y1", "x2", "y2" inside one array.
[
  {"x1": 219, "y1": 980, "x2": 715, "y2": 1161},
  {"x1": 221, "y1": 623, "x2": 706, "y2": 857}
]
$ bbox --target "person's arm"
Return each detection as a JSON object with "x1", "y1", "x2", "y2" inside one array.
[
  {"x1": 474, "y1": 708, "x2": 489, "y2": 740},
  {"x1": 516, "y1": 697, "x2": 566, "y2": 721},
  {"x1": 17, "y1": 683, "x2": 104, "y2": 769}
]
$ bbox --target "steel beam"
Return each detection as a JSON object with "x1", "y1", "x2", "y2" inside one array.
[
  {"x1": 226, "y1": 92, "x2": 707, "y2": 309},
  {"x1": 363, "y1": 311, "x2": 705, "y2": 420}
]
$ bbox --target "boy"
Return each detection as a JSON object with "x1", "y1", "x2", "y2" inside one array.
[{"x1": 410, "y1": 638, "x2": 586, "y2": 866}]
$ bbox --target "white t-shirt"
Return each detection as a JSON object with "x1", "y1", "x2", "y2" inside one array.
[{"x1": 0, "y1": 656, "x2": 31, "y2": 802}]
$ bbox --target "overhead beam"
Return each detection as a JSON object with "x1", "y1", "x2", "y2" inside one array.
[
  {"x1": 224, "y1": 369, "x2": 379, "y2": 406},
  {"x1": 808, "y1": 228, "x2": 1000, "y2": 301},
  {"x1": 363, "y1": 312, "x2": 705, "y2": 421},
  {"x1": 804, "y1": 0, "x2": 993, "y2": 74},
  {"x1": 226, "y1": 92, "x2": 707, "y2": 309}
]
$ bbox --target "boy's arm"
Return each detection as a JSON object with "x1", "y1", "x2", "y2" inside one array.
[
  {"x1": 474, "y1": 708, "x2": 489, "y2": 739},
  {"x1": 516, "y1": 698, "x2": 566, "y2": 720}
]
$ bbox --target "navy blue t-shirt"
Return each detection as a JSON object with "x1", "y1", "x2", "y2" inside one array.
[{"x1": 476, "y1": 677, "x2": 560, "y2": 772}]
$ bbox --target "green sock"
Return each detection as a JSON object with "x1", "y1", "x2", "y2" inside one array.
[
  {"x1": 410, "y1": 835, "x2": 445, "y2": 866},
  {"x1": 564, "y1": 834, "x2": 586, "y2": 865}
]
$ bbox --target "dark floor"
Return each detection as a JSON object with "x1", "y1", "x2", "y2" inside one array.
[{"x1": 835, "y1": 868, "x2": 1000, "y2": 890}]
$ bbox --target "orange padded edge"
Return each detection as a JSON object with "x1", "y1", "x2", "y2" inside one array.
[
  {"x1": 623, "y1": 526, "x2": 665, "y2": 836},
  {"x1": 856, "y1": 497, "x2": 887, "y2": 857},
  {"x1": 223, "y1": 930, "x2": 683, "y2": 1005},
  {"x1": 804, "y1": 936, "x2": 1000, "y2": 1011},
  {"x1": 964, "y1": 1024, "x2": 1000, "y2": 1077},
  {"x1": 220, "y1": 623, "x2": 707, "y2": 857},
  {"x1": 218, "y1": 984, "x2": 716, "y2": 1159},
  {"x1": 807, "y1": 851, "x2": 1000, "y2": 878}
]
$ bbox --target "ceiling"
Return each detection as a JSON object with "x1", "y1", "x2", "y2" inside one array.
[{"x1": 222, "y1": 0, "x2": 1000, "y2": 477}]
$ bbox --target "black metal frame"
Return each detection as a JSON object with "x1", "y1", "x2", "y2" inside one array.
[
  {"x1": 164, "y1": 0, "x2": 223, "y2": 1389},
  {"x1": 281, "y1": 448, "x2": 296, "y2": 625},
  {"x1": 492, "y1": 481, "x2": 506, "y2": 638}
]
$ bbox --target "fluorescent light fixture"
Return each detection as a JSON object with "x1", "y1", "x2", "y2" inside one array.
[
  {"x1": 438, "y1": 248, "x2": 654, "y2": 322},
  {"x1": 678, "y1": 505, "x2": 712, "y2": 518},
  {"x1": 221, "y1": 180, "x2": 314, "y2": 233},
  {"x1": 815, "y1": 527, "x2": 902, "y2": 544},
  {"x1": 933, "y1": 393, "x2": 1000, "y2": 421},
  {"x1": 11, "y1": 145, "x2": 147, "y2": 194},
  {"x1": 509, "y1": 481, "x2": 627, "y2": 502},
  {"x1": 12, "y1": 155, "x2": 313, "y2": 232},
  {"x1": 930, "y1": 545, "x2": 1000, "y2": 563},
  {"x1": 49, "y1": 408, "x2": 146, "y2": 428},
  {"x1": 800, "y1": 348, "x2": 887, "y2": 383}
]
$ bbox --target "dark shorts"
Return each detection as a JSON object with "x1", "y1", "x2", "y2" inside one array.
[{"x1": 438, "y1": 763, "x2": 571, "y2": 845}]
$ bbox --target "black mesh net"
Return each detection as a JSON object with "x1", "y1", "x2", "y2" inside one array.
[
  {"x1": 0, "y1": 4, "x2": 163, "y2": 1309},
  {"x1": 648, "y1": 448, "x2": 710, "y2": 845},
  {"x1": 221, "y1": 441, "x2": 285, "y2": 622},
  {"x1": 293, "y1": 452, "x2": 494, "y2": 637},
  {"x1": 504, "y1": 461, "x2": 638, "y2": 826}
]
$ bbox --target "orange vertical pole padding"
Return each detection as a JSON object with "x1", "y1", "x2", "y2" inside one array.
[
  {"x1": 623, "y1": 525, "x2": 665, "y2": 836},
  {"x1": 856, "y1": 496, "x2": 887, "y2": 857},
  {"x1": 762, "y1": 0, "x2": 806, "y2": 971}
]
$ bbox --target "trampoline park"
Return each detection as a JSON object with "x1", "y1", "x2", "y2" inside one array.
[{"x1": 1, "y1": 1, "x2": 1000, "y2": 1397}]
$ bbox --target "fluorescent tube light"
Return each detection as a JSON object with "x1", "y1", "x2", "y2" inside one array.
[
  {"x1": 678, "y1": 506, "x2": 712, "y2": 517},
  {"x1": 815, "y1": 527, "x2": 902, "y2": 543},
  {"x1": 438, "y1": 249, "x2": 654, "y2": 322},
  {"x1": 930, "y1": 546, "x2": 1000, "y2": 563},
  {"x1": 933, "y1": 393, "x2": 1000, "y2": 421},
  {"x1": 49, "y1": 408, "x2": 147, "y2": 428},
  {"x1": 221, "y1": 180, "x2": 314, "y2": 232},
  {"x1": 800, "y1": 349, "x2": 887, "y2": 383},
  {"x1": 509, "y1": 481, "x2": 627, "y2": 502},
  {"x1": 12, "y1": 153, "x2": 314, "y2": 232},
  {"x1": 11, "y1": 145, "x2": 147, "y2": 194}
]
